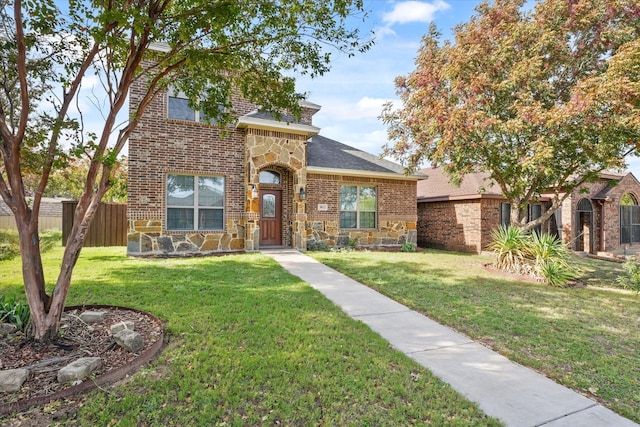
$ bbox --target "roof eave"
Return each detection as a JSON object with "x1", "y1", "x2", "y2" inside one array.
[
  {"x1": 307, "y1": 166, "x2": 420, "y2": 181},
  {"x1": 236, "y1": 116, "x2": 319, "y2": 137}
]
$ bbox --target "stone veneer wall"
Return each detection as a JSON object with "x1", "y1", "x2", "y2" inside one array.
[
  {"x1": 127, "y1": 63, "x2": 256, "y2": 256},
  {"x1": 305, "y1": 173, "x2": 417, "y2": 249},
  {"x1": 245, "y1": 129, "x2": 308, "y2": 250}
]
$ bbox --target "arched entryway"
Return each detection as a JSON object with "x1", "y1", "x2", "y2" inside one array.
[{"x1": 575, "y1": 198, "x2": 593, "y2": 253}]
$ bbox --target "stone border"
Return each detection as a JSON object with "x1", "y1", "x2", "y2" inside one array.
[{"x1": 0, "y1": 305, "x2": 165, "y2": 416}]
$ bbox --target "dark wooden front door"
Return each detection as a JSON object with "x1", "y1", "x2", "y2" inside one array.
[{"x1": 260, "y1": 189, "x2": 282, "y2": 246}]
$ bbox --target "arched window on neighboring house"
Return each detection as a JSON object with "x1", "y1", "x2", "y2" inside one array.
[{"x1": 620, "y1": 193, "x2": 640, "y2": 244}]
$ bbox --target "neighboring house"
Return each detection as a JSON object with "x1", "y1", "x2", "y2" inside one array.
[
  {"x1": 0, "y1": 197, "x2": 67, "y2": 232},
  {"x1": 126, "y1": 74, "x2": 420, "y2": 256},
  {"x1": 417, "y1": 167, "x2": 640, "y2": 255}
]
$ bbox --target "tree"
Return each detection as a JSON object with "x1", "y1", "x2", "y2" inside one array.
[
  {"x1": 31, "y1": 156, "x2": 128, "y2": 202},
  {"x1": 381, "y1": 0, "x2": 640, "y2": 230},
  {"x1": 0, "y1": 0, "x2": 372, "y2": 341}
]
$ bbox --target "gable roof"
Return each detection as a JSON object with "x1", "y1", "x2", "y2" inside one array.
[
  {"x1": 307, "y1": 135, "x2": 421, "y2": 180},
  {"x1": 417, "y1": 167, "x2": 501, "y2": 201},
  {"x1": 418, "y1": 167, "x2": 636, "y2": 203},
  {"x1": 237, "y1": 104, "x2": 421, "y2": 181},
  {"x1": 0, "y1": 197, "x2": 68, "y2": 217},
  {"x1": 236, "y1": 109, "x2": 320, "y2": 137},
  {"x1": 591, "y1": 172, "x2": 639, "y2": 200}
]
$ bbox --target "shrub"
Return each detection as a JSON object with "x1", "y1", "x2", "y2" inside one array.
[
  {"x1": 616, "y1": 257, "x2": 640, "y2": 294},
  {"x1": 0, "y1": 229, "x2": 20, "y2": 261},
  {"x1": 401, "y1": 242, "x2": 416, "y2": 252},
  {"x1": 487, "y1": 225, "x2": 527, "y2": 273},
  {"x1": 0, "y1": 294, "x2": 31, "y2": 331},
  {"x1": 307, "y1": 240, "x2": 330, "y2": 251},
  {"x1": 525, "y1": 232, "x2": 575, "y2": 287},
  {"x1": 488, "y1": 226, "x2": 576, "y2": 287},
  {"x1": 0, "y1": 229, "x2": 61, "y2": 261}
]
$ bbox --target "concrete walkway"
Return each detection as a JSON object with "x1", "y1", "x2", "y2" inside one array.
[{"x1": 262, "y1": 249, "x2": 638, "y2": 427}]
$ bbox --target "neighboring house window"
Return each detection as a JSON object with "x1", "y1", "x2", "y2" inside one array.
[
  {"x1": 500, "y1": 202, "x2": 511, "y2": 227},
  {"x1": 167, "y1": 88, "x2": 220, "y2": 124},
  {"x1": 620, "y1": 193, "x2": 640, "y2": 244},
  {"x1": 166, "y1": 174, "x2": 224, "y2": 231},
  {"x1": 340, "y1": 185, "x2": 377, "y2": 229},
  {"x1": 500, "y1": 202, "x2": 541, "y2": 232},
  {"x1": 530, "y1": 203, "x2": 542, "y2": 234}
]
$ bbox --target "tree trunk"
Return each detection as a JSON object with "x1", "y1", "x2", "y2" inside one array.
[{"x1": 17, "y1": 216, "x2": 55, "y2": 341}]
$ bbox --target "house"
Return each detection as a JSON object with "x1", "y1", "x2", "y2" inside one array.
[
  {"x1": 126, "y1": 76, "x2": 420, "y2": 256},
  {"x1": 0, "y1": 197, "x2": 67, "y2": 232},
  {"x1": 416, "y1": 167, "x2": 640, "y2": 255}
]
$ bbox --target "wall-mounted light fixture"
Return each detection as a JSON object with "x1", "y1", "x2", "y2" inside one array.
[
  {"x1": 299, "y1": 187, "x2": 306, "y2": 201},
  {"x1": 250, "y1": 184, "x2": 258, "y2": 199}
]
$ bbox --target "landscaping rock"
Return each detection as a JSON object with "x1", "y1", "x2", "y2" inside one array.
[
  {"x1": 0, "y1": 323, "x2": 18, "y2": 336},
  {"x1": 114, "y1": 329, "x2": 144, "y2": 353},
  {"x1": 57, "y1": 357, "x2": 101, "y2": 384},
  {"x1": 79, "y1": 311, "x2": 106, "y2": 324},
  {"x1": 110, "y1": 320, "x2": 135, "y2": 335},
  {"x1": 0, "y1": 368, "x2": 28, "y2": 392}
]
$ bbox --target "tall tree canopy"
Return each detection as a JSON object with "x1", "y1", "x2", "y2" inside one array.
[
  {"x1": 0, "y1": 0, "x2": 372, "y2": 341},
  {"x1": 381, "y1": 0, "x2": 640, "y2": 230}
]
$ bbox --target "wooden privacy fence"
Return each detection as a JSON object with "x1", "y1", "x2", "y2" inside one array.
[{"x1": 63, "y1": 201, "x2": 127, "y2": 247}]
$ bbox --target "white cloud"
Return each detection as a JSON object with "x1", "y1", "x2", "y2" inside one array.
[
  {"x1": 316, "y1": 96, "x2": 397, "y2": 121},
  {"x1": 382, "y1": 1, "x2": 451, "y2": 26}
]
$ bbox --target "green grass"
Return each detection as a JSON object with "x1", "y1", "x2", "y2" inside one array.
[
  {"x1": 0, "y1": 246, "x2": 499, "y2": 426},
  {"x1": 309, "y1": 249, "x2": 640, "y2": 423}
]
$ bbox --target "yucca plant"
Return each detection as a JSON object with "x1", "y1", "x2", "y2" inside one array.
[
  {"x1": 536, "y1": 259, "x2": 575, "y2": 287},
  {"x1": 525, "y1": 232, "x2": 575, "y2": 286},
  {"x1": 487, "y1": 225, "x2": 527, "y2": 273},
  {"x1": 0, "y1": 294, "x2": 31, "y2": 331},
  {"x1": 525, "y1": 231, "x2": 570, "y2": 265}
]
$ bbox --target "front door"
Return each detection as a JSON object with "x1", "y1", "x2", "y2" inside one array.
[{"x1": 260, "y1": 189, "x2": 282, "y2": 246}]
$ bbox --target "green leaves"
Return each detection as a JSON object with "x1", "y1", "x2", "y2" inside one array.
[
  {"x1": 0, "y1": 294, "x2": 31, "y2": 331},
  {"x1": 488, "y1": 225, "x2": 576, "y2": 287}
]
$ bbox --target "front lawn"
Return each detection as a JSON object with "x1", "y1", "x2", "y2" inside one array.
[
  {"x1": 0, "y1": 246, "x2": 499, "y2": 426},
  {"x1": 309, "y1": 249, "x2": 640, "y2": 423}
]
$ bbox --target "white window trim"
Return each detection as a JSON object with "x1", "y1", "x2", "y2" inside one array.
[
  {"x1": 166, "y1": 174, "x2": 225, "y2": 231},
  {"x1": 340, "y1": 185, "x2": 377, "y2": 230}
]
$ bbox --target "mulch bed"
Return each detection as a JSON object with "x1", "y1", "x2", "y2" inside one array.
[{"x1": 0, "y1": 305, "x2": 164, "y2": 419}]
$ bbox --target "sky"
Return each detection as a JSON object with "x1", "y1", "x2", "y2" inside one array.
[{"x1": 291, "y1": 0, "x2": 640, "y2": 177}]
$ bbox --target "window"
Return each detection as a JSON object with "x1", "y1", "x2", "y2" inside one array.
[
  {"x1": 167, "y1": 88, "x2": 220, "y2": 124},
  {"x1": 167, "y1": 174, "x2": 224, "y2": 231},
  {"x1": 340, "y1": 185, "x2": 377, "y2": 229},
  {"x1": 259, "y1": 170, "x2": 281, "y2": 185},
  {"x1": 620, "y1": 193, "x2": 640, "y2": 244},
  {"x1": 500, "y1": 202, "x2": 542, "y2": 232},
  {"x1": 500, "y1": 203, "x2": 511, "y2": 227}
]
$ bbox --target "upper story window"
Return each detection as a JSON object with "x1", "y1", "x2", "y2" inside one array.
[
  {"x1": 340, "y1": 185, "x2": 377, "y2": 229},
  {"x1": 166, "y1": 174, "x2": 224, "y2": 231},
  {"x1": 167, "y1": 88, "x2": 220, "y2": 124}
]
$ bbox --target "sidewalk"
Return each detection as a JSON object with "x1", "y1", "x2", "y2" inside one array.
[{"x1": 262, "y1": 249, "x2": 638, "y2": 427}]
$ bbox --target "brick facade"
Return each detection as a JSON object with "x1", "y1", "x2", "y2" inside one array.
[
  {"x1": 417, "y1": 197, "x2": 501, "y2": 253},
  {"x1": 306, "y1": 174, "x2": 417, "y2": 248},
  {"x1": 417, "y1": 173, "x2": 640, "y2": 255},
  {"x1": 127, "y1": 66, "x2": 418, "y2": 256}
]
